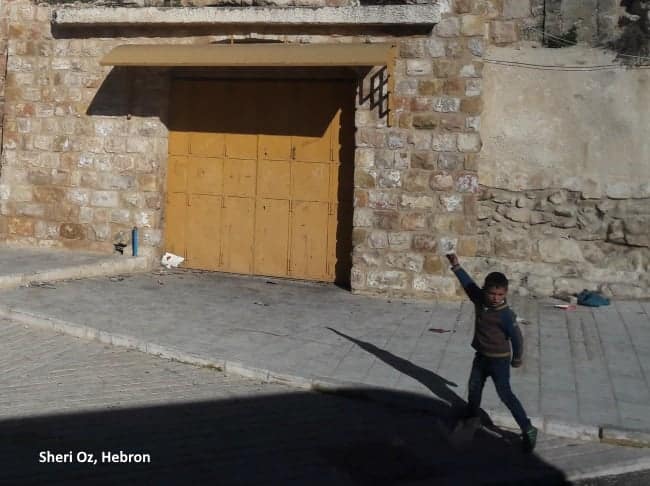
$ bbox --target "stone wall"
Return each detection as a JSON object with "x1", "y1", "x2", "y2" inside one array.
[
  {"x1": 0, "y1": 0, "x2": 170, "y2": 255},
  {"x1": 476, "y1": 44, "x2": 650, "y2": 299},
  {"x1": 0, "y1": 0, "x2": 483, "y2": 299},
  {"x1": 352, "y1": 2, "x2": 485, "y2": 298}
]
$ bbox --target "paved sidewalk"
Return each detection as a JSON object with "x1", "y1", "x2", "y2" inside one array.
[
  {"x1": 0, "y1": 244, "x2": 150, "y2": 289},
  {"x1": 0, "y1": 265, "x2": 649, "y2": 447},
  {"x1": 2, "y1": 319, "x2": 650, "y2": 485}
]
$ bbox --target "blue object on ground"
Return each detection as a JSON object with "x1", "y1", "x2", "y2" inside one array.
[{"x1": 577, "y1": 290, "x2": 610, "y2": 307}]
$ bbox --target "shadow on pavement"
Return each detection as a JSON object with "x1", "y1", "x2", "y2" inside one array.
[
  {"x1": 1, "y1": 392, "x2": 567, "y2": 484},
  {"x1": 328, "y1": 328, "x2": 499, "y2": 430}
]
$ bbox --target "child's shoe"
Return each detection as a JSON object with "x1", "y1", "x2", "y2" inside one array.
[{"x1": 522, "y1": 425, "x2": 538, "y2": 453}]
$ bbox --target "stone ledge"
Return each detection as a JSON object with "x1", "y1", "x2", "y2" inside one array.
[{"x1": 51, "y1": 6, "x2": 441, "y2": 27}]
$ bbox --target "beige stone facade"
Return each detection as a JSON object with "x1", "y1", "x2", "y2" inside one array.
[{"x1": 0, "y1": 0, "x2": 485, "y2": 299}]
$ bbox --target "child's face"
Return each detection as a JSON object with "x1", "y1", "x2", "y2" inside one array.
[{"x1": 485, "y1": 286, "x2": 507, "y2": 306}]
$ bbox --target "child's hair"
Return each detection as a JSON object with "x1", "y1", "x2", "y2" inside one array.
[{"x1": 484, "y1": 272, "x2": 508, "y2": 290}]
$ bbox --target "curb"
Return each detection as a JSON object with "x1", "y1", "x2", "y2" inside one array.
[
  {"x1": 0, "y1": 304, "x2": 649, "y2": 449},
  {"x1": 0, "y1": 255, "x2": 152, "y2": 290}
]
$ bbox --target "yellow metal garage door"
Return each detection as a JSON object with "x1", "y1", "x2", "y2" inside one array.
[{"x1": 165, "y1": 79, "x2": 353, "y2": 283}]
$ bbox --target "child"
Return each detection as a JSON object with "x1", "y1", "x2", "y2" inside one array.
[{"x1": 446, "y1": 253, "x2": 538, "y2": 452}]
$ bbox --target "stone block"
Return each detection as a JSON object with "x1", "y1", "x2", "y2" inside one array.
[
  {"x1": 412, "y1": 114, "x2": 439, "y2": 130},
  {"x1": 354, "y1": 190, "x2": 369, "y2": 208},
  {"x1": 368, "y1": 231, "x2": 388, "y2": 249},
  {"x1": 460, "y1": 63, "x2": 481, "y2": 77},
  {"x1": 403, "y1": 171, "x2": 431, "y2": 192},
  {"x1": 79, "y1": 207, "x2": 93, "y2": 224},
  {"x1": 350, "y1": 267, "x2": 366, "y2": 289},
  {"x1": 374, "y1": 211, "x2": 400, "y2": 231},
  {"x1": 465, "y1": 79, "x2": 482, "y2": 97},
  {"x1": 457, "y1": 237, "x2": 478, "y2": 256},
  {"x1": 367, "y1": 270, "x2": 408, "y2": 290},
  {"x1": 413, "y1": 234, "x2": 438, "y2": 251},
  {"x1": 504, "y1": 207, "x2": 531, "y2": 223},
  {"x1": 409, "y1": 131, "x2": 432, "y2": 150},
  {"x1": 435, "y1": 17, "x2": 461, "y2": 37},
  {"x1": 401, "y1": 194, "x2": 435, "y2": 210},
  {"x1": 399, "y1": 40, "x2": 426, "y2": 58},
  {"x1": 427, "y1": 39, "x2": 446, "y2": 58},
  {"x1": 461, "y1": 14, "x2": 485, "y2": 36},
  {"x1": 368, "y1": 190, "x2": 399, "y2": 209},
  {"x1": 413, "y1": 275, "x2": 456, "y2": 296},
  {"x1": 423, "y1": 254, "x2": 444, "y2": 273},
  {"x1": 110, "y1": 209, "x2": 131, "y2": 225},
  {"x1": 355, "y1": 169, "x2": 376, "y2": 189},
  {"x1": 90, "y1": 223, "x2": 111, "y2": 241},
  {"x1": 502, "y1": 0, "x2": 531, "y2": 19},
  {"x1": 32, "y1": 186, "x2": 65, "y2": 204},
  {"x1": 433, "y1": 97, "x2": 461, "y2": 113},
  {"x1": 418, "y1": 79, "x2": 445, "y2": 96},
  {"x1": 354, "y1": 208, "x2": 374, "y2": 228},
  {"x1": 412, "y1": 96, "x2": 434, "y2": 113},
  {"x1": 494, "y1": 232, "x2": 532, "y2": 259},
  {"x1": 8, "y1": 217, "x2": 34, "y2": 236},
  {"x1": 137, "y1": 174, "x2": 158, "y2": 192},
  {"x1": 455, "y1": 173, "x2": 479, "y2": 193},
  {"x1": 437, "y1": 114, "x2": 466, "y2": 131},
  {"x1": 411, "y1": 151, "x2": 437, "y2": 170},
  {"x1": 457, "y1": 133, "x2": 482, "y2": 153},
  {"x1": 134, "y1": 210, "x2": 155, "y2": 229},
  {"x1": 91, "y1": 191, "x2": 119, "y2": 208},
  {"x1": 433, "y1": 59, "x2": 456, "y2": 78},
  {"x1": 490, "y1": 21, "x2": 519, "y2": 45},
  {"x1": 59, "y1": 223, "x2": 85, "y2": 240},
  {"x1": 460, "y1": 97, "x2": 483, "y2": 115},
  {"x1": 440, "y1": 194, "x2": 463, "y2": 212},
  {"x1": 431, "y1": 214, "x2": 467, "y2": 233},
  {"x1": 538, "y1": 238, "x2": 584, "y2": 263},
  {"x1": 430, "y1": 172, "x2": 454, "y2": 191},
  {"x1": 406, "y1": 59, "x2": 433, "y2": 76},
  {"x1": 15, "y1": 203, "x2": 46, "y2": 218},
  {"x1": 438, "y1": 152, "x2": 464, "y2": 171},
  {"x1": 35, "y1": 221, "x2": 60, "y2": 240},
  {"x1": 10, "y1": 185, "x2": 33, "y2": 202},
  {"x1": 355, "y1": 148, "x2": 375, "y2": 169},
  {"x1": 386, "y1": 252, "x2": 425, "y2": 272},
  {"x1": 432, "y1": 133, "x2": 458, "y2": 151},
  {"x1": 443, "y1": 77, "x2": 465, "y2": 96},
  {"x1": 388, "y1": 232, "x2": 412, "y2": 250},
  {"x1": 439, "y1": 236, "x2": 458, "y2": 254},
  {"x1": 468, "y1": 37, "x2": 485, "y2": 57},
  {"x1": 401, "y1": 212, "x2": 427, "y2": 230}
]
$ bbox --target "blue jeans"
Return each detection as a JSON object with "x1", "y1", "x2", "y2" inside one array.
[{"x1": 467, "y1": 353, "x2": 531, "y2": 432}]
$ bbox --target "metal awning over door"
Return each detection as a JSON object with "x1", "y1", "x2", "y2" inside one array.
[{"x1": 99, "y1": 43, "x2": 395, "y2": 67}]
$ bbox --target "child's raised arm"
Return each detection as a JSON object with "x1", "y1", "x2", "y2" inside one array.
[{"x1": 446, "y1": 254, "x2": 483, "y2": 305}]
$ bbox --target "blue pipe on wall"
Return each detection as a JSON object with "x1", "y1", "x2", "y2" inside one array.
[{"x1": 132, "y1": 227, "x2": 139, "y2": 257}]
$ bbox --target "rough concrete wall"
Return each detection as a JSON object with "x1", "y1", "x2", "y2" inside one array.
[
  {"x1": 0, "y1": 0, "x2": 483, "y2": 300},
  {"x1": 475, "y1": 45, "x2": 650, "y2": 298}
]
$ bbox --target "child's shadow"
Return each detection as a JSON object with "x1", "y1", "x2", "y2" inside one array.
[{"x1": 327, "y1": 327, "x2": 517, "y2": 444}]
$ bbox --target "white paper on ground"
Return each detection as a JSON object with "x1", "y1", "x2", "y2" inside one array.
[{"x1": 161, "y1": 252, "x2": 184, "y2": 269}]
